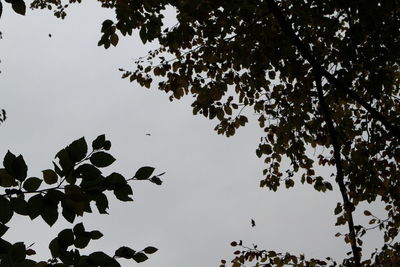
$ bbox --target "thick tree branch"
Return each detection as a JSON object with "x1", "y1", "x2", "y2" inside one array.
[
  {"x1": 266, "y1": 0, "x2": 400, "y2": 139},
  {"x1": 315, "y1": 70, "x2": 361, "y2": 267}
]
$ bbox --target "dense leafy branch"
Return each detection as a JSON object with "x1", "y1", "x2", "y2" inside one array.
[
  {"x1": 265, "y1": 0, "x2": 400, "y2": 139},
  {"x1": 0, "y1": 135, "x2": 164, "y2": 266}
]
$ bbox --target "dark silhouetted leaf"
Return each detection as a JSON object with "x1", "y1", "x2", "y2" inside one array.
[
  {"x1": 134, "y1": 166, "x2": 154, "y2": 180},
  {"x1": 115, "y1": 246, "x2": 135, "y2": 259},
  {"x1": 90, "y1": 152, "x2": 115, "y2": 168},
  {"x1": 58, "y1": 229, "x2": 74, "y2": 248},
  {"x1": 23, "y1": 177, "x2": 42, "y2": 192},
  {"x1": 41, "y1": 204, "x2": 58, "y2": 226},
  {"x1": 143, "y1": 246, "x2": 158, "y2": 254},
  {"x1": 11, "y1": 0, "x2": 26, "y2": 15},
  {"x1": 10, "y1": 242, "x2": 26, "y2": 262},
  {"x1": 67, "y1": 137, "x2": 87, "y2": 162},
  {"x1": 11, "y1": 197, "x2": 28, "y2": 216},
  {"x1": 27, "y1": 194, "x2": 44, "y2": 220},
  {"x1": 132, "y1": 252, "x2": 148, "y2": 263},
  {"x1": 42, "y1": 169, "x2": 58, "y2": 185},
  {"x1": 92, "y1": 134, "x2": 106, "y2": 150},
  {"x1": 0, "y1": 196, "x2": 13, "y2": 224},
  {"x1": 90, "y1": 230, "x2": 103, "y2": 240}
]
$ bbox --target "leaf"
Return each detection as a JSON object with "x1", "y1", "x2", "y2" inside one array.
[
  {"x1": 103, "y1": 140, "x2": 111, "y2": 150},
  {"x1": 90, "y1": 152, "x2": 115, "y2": 168},
  {"x1": 143, "y1": 246, "x2": 158, "y2": 254},
  {"x1": 364, "y1": 210, "x2": 372, "y2": 216},
  {"x1": 3, "y1": 151, "x2": 16, "y2": 176},
  {"x1": 73, "y1": 223, "x2": 85, "y2": 236},
  {"x1": 49, "y1": 238, "x2": 60, "y2": 258},
  {"x1": 0, "y1": 196, "x2": 13, "y2": 224},
  {"x1": 11, "y1": 0, "x2": 26, "y2": 15},
  {"x1": 23, "y1": 177, "x2": 42, "y2": 191},
  {"x1": 149, "y1": 176, "x2": 162, "y2": 185},
  {"x1": 92, "y1": 134, "x2": 106, "y2": 150},
  {"x1": 27, "y1": 194, "x2": 44, "y2": 220},
  {"x1": 57, "y1": 229, "x2": 74, "y2": 248},
  {"x1": 134, "y1": 166, "x2": 155, "y2": 180},
  {"x1": 56, "y1": 149, "x2": 74, "y2": 174},
  {"x1": 67, "y1": 137, "x2": 87, "y2": 162},
  {"x1": 88, "y1": 251, "x2": 113, "y2": 265},
  {"x1": 10, "y1": 242, "x2": 26, "y2": 262},
  {"x1": 41, "y1": 204, "x2": 58, "y2": 226},
  {"x1": 113, "y1": 184, "x2": 133, "y2": 201},
  {"x1": 0, "y1": 169, "x2": 18, "y2": 187},
  {"x1": 95, "y1": 193, "x2": 109, "y2": 214},
  {"x1": 334, "y1": 203, "x2": 342, "y2": 215},
  {"x1": 110, "y1": 33, "x2": 119, "y2": 46},
  {"x1": 11, "y1": 197, "x2": 28, "y2": 216},
  {"x1": 132, "y1": 252, "x2": 148, "y2": 263},
  {"x1": 61, "y1": 206, "x2": 76, "y2": 223},
  {"x1": 106, "y1": 172, "x2": 127, "y2": 189},
  {"x1": 13, "y1": 155, "x2": 28, "y2": 182},
  {"x1": 115, "y1": 246, "x2": 135, "y2": 259},
  {"x1": 42, "y1": 169, "x2": 58, "y2": 185},
  {"x1": 74, "y1": 235, "x2": 91, "y2": 249},
  {"x1": 4, "y1": 152, "x2": 27, "y2": 182},
  {"x1": 0, "y1": 223, "x2": 9, "y2": 237},
  {"x1": 75, "y1": 164, "x2": 102, "y2": 180},
  {"x1": 90, "y1": 230, "x2": 103, "y2": 240}
]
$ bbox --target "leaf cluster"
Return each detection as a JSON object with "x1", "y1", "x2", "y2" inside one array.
[{"x1": 0, "y1": 135, "x2": 163, "y2": 266}]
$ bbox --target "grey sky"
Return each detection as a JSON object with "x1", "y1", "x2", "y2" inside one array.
[{"x1": 0, "y1": 2, "x2": 383, "y2": 266}]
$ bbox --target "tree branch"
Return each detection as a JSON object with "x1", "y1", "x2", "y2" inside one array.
[{"x1": 315, "y1": 70, "x2": 361, "y2": 267}]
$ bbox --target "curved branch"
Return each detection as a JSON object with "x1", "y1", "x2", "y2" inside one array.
[{"x1": 315, "y1": 70, "x2": 361, "y2": 267}]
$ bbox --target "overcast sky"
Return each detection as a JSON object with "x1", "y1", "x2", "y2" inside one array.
[{"x1": 0, "y1": 2, "x2": 384, "y2": 266}]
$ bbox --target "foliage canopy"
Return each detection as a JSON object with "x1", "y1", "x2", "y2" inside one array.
[{"x1": 1, "y1": 0, "x2": 400, "y2": 266}]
